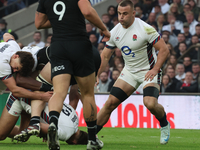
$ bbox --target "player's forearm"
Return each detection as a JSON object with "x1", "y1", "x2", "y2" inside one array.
[
  {"x1": 153, "y1": 47, "x2": 169, "y2": 72},
  {"x1": 16, "y1": 73, "x2": 53, "y2": 92},
  {"x1": 12, "y1": 86, "x2": 43, "y2": 100},
  {"x1": 97, "y1": 49, "x2": 113, "y2": 77},
  {"x1": 83, "y1": 8, "x2": 107, "y2": 31},
  {"x1": 16, "y1": 75, "x2": 41, "y2": 91}
]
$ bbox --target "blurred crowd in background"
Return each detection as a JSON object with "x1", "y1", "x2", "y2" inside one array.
[{"x1": 0, "y1": 0, "x2": 200, "y2": 93}]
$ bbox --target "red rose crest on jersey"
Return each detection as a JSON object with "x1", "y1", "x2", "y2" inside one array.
[
  {"x1": 133, "y1": 34, "x2": 137, "y2": 41},
  {"x1": 115, "y1": 36, "x2": 120, "y2": 41}
]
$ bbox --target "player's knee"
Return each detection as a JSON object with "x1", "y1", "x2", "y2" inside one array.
[
  {"x1": 143, "y1": 86, "x2": 159, "y2": 110},
  {"x1": 104, "y1": 95, "x2": 121, "y2": 112},
  {"x1": 143, "y1": 99, "x2": 156, "y2": 111},
  {"x1": 110, "y1": 87, "x2": 128, "y2": 103}
]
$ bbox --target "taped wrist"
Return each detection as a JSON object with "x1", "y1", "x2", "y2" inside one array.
[{"x1": 40, "y1": 83, "x2": 53, "y2": 92}]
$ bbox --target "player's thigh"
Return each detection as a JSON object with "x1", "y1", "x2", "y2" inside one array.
[
  {"x1": 39, "y1": 62, "x2": 52, "y2": 84},
  {"x1": 71, "y1": 40, "x2": 95, "y2": 78},
  {"x1": 113, "y1": 78, "x2": 136, "y2": 96},
  {"x1": 52, "y1": 74, "x2": 71, "y2": 98},
  {"x1": 0, "y1": 106, "x2": 19, "y2": 139}
]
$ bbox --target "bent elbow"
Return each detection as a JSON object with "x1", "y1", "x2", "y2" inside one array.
[
  {"x1": 35, "y1": 22, "x2": 42, "y2": 29},
  {"x1": 35, "y1": 25, "x2": 41, "y2": 30},
  {"x1": 82, "y1": 10, "x2": 93, "y2": 19}
]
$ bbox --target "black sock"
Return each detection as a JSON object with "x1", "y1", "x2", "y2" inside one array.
[
  {"x1": 86, "y1": 120, "x2": 97, "y2": 142},
  {"x1": 96, "y1": 125, "x2": 103, "y2": 134},
  {"x1": 49, "y1": 111, "x2": 60, "y2": 129},
  {"x1": 157, "y1": 113, "x2": 168, "y2": 127},
  {"x1": 29, "y1": 116, "x2": 40, "y2": 126}
]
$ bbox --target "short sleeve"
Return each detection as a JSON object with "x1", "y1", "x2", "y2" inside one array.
[
  {"x1": 0, "y1": 62, "x2": 12, "y2": 78},
  {"x1": 37, "y1": 0, "x2": 46, "y2": 14},
  {"x1": 144, "y1": 25, "x2": 161, "y2": 46},
  {"x1": 7, "y1": 40, "x2": 21, "y2": 50},
  {"x1": 105, "y1": 30, "x2": 117, "y2": 49}
]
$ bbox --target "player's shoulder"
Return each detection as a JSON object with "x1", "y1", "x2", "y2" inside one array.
[
  {"x1": 136, "y1": 18, "x2": 157, "y2": 35},
  {"x1": 110, "y1": 23, "x2": 122, "y2": 36},
  {"x1": 0, "y1": 40, "x2": 20, "y2": 53},
  {"x1": 22, "y1": 46, "x2": 41, "y2": 54},
  {"x1": 111, "y1": 23, "x2": 121, "y2": 31}
]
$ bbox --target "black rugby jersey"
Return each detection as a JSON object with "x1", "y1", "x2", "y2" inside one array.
[{"x1": 37, "y1": 0, "x2": 87, "y2": 41}]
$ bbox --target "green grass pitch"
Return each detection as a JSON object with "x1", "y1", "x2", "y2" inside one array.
[{"x1": 0, "y1": 127, "x2": 200, "y2": 150}]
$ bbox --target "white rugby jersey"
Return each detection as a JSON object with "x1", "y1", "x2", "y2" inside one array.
[
  {"x1": 22, "y1": 46, "x2": 40, "y2": 72},
  {"x1": 0, "y1": 40, "x2": 21, "y2": 94},
  {"x1": 20, "y1": 100, "x2": 79, "y2": 141},
  {"x1": 106, "y1": 18, "x2": 161, "y2": 73}
]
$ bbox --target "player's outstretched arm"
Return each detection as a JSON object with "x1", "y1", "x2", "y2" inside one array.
[
  {"x1": 16, "y1": 73, "x2": 53, "y2": 92},
  {"x1": 145, "y1": 38, "x2": 169, "y2": 81},
  {"x1": 96, "y1": 47, "x2": 115, "y2": 85},
  {"x1": 153, "y1": 38, "x2": 169, "y2": 71},
  {"x1": 3, "y1": 76, "x2": 52, "y2": 101}
]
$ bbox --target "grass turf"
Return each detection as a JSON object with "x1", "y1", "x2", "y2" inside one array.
[{"x1": 0, "y1": 127, "x2": 200, "y2": 150}]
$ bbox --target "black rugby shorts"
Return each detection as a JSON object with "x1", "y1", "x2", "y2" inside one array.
[{"x1": 50, "y1": 39, "x2": 95, "y2": 80}]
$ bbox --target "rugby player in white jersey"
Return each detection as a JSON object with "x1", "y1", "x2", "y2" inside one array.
[
  {"x1": 0, "y1": 33, "x2": 52, "y2": 100},
  {"x1": 8, "y1": 97, "x2": 88, "y2": 145},
  {"x1": 0, "y1": 33, "x2": 52, "y2": 140},
  {"x1": 96, "y1": 0, "x2": 170, "y2": 145}
]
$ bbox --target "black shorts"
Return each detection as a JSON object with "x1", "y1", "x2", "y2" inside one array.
[
  {"x1": 50, "y1": 40, "x2": 95, "y2": 79},
  {"x1": 37, "y1": 46, "x2": 50, "y2": 66},
  {"x1": 70, "y1": 45, "x2": 101, "y2": 85}
]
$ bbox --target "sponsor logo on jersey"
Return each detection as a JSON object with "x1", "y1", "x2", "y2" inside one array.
[
  {"x1": 71, "y1": 115, "x2": 77, "y2": 123},
  {"x1": 115, "y1": 37, "x2": 120, "y2": 41},
  {"x1": 133, "y1": 34, "x2": 137, "y2": 41},
  {"x1": 52, "y1": 65, "x2": 65, "y2": 73}
]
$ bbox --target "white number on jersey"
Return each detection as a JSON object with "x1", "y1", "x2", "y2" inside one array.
[{"x1": 53, "y1": 1, "x2": 66, "y2": 21}]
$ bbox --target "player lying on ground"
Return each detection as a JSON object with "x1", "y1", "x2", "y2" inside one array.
[{"x1": 0, "y1": 90, "x2": 88, "y2": 145}]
